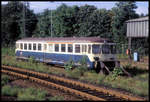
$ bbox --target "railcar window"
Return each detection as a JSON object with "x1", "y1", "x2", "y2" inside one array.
[
  {"x1": 44, "y1": 44, "x2": 47, "y2": 51},
  {"x1": 38, "y1": 44, "x2": 41, "y2": 51},
  {"x1": 102, "y1": 45, "x2": 110, "y2": 54},
  {"x1": 75, "y1": 44, "x2": 80, "y2": 53},
  {"x1": 29, "y1": 43, "x2": 32, "y2": 50},
  {"x1": 33, "y1": 43, "x2": 36, "y2": 50},
  {"x1": 68, "y1": 44, "x2": 73, "y2": 53},
  {"x1": 20, "y1": 43, "x2": 23, "y2": 49},
  {"x1": 61, "y1": 44, "x2": 66, "y2": 52},
  {"x1": 16, "y1": 43, "x2": 19, "y2": 49},
  {"x1": 24, "y1": 43, "x2": 27, "y2": 50},
  {"x1": 110, "y1": 45, "x2": 116, "y2": 54},
  {"x1": 92, "y1": 44, "x2": 101, "y2": 54},
  {"x1": 88, "y1": 45, "x2": 91, "y2": 54},
  {"x1": 49, "y1": 44, "x2": 53, "y2": 52},
  {"x1": 82, "y1": 45, "x2": 87, "y2": 53},
  {"x1": 55, "y1": 44, "x2": 59, "y2": 52}
]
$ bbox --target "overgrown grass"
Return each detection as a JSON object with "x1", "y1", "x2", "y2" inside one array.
[
  {"x1": 2, "y1": 85, "x2": 20, "y2": 96},
  {"x1": 117, "y1": 54, "x2": 129, "y2": 59},
  {"x1": 2, "y1": 47, "x2": 15, "y2": 56},
  {"x1": 2, "y1": 85, "x2": 48, "y2": 100},
  {"x1": 65, "y1": 68, "x2": 82, "y2": 79},
  {"x1": 17, "y1": 88, "x2": 47, "y2": 101},
  {"x1": 48, "y1": 95, "x2": 64, "y2": 101},
  {"x1": 2, "y1": 55, "x2": 51, "y2": 74},
  {"x1": 1, "y1": 75, "x2": 10, "y2": 86}
]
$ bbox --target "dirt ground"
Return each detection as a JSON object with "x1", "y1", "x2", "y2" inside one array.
[{"x1": 119, "y1": 56, "x2": 149, "y2": 70}]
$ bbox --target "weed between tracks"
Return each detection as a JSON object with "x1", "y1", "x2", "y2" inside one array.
[
  {"x1": 1, "y1": 85, "x2": 49, "y2": 101},
  {"x1": 1, "y1": 47, "x2": 149, "y2": 99}
]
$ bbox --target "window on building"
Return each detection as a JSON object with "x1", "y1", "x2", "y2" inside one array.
[
  {"x1": 29, "y1": 43, "x2": 32, "y2": 50},
  {"x1": 20, "y1": 43, "x2": 23, "y2": 49},
  {"x1": 88, "y1": 45, "x2": 91, "y2": 54},
  {"x1": 75, "y1": 44, "x2": 80, "y2": 53},
  {"x1": 24, "y1": 43, "x2": 27, "y2": 50},
  {"x1": 68, "y1": 44, "x2": 73, "y2": 53},
  {"x1": 82, "y1": 45, "x2": 87, "y2": 53},
  {"x1": 55, "y1": 44, "x2": 59, "y2": 52},
  {"x1": 33, "y1": 43, "x2": 36, "y2": 50},
  {"x1": 49, "y1": 44, "x2": 53, "y2": 52},
  {"x1": 38, "y1": 44, "x2": 41, "y2": 51},
  {"x1": 61, "y1": 44, "x2": 66, "y2": 52}
]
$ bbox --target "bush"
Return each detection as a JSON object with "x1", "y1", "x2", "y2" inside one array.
[
  {"x1": 64, "y1": 59, "x2": 74, "y2": 71},
  {"x1": 2, "y1": 85, "x2": 20, "y2": 96},
  {"x1": 1, "y1": 75, "x2": 10, "y2": 86},
  {"x1": 77, "y1": 56, "x2": 88, "y2": 76},
  {"x1": 111, "y1": 67, "x2": 123, "y2": 80}
]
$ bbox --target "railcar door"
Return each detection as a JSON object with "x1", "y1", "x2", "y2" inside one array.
[{"x1": 43, "y1": 44, "x2": 47, "y2": 61}]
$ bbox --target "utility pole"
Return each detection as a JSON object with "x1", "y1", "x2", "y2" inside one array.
[
  {"x1": 23, "y1": 1, "x2": 26, "y2": 37},
  {"x1": 51, "y1": 9, "x2": 52, "y2": 37}
]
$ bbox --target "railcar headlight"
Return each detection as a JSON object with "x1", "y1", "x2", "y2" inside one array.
[{"x1": 94, "y1": 57, "x2": 99, "y2": 61}]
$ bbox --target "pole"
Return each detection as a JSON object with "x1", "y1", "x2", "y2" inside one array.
[
  {"x1": 51, "y1": 9, "x2": 52, "y2": 37},
  {"x1": 128, "y1": 37, "x2": 132, "y2": 60},
  {"x1": 23, "y1": 1, "x2": 26, "y2": 37}
]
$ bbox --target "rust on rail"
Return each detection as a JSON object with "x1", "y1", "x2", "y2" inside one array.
[{"x1": 2, "y1": 65, "x2": 145, "y2": 101}]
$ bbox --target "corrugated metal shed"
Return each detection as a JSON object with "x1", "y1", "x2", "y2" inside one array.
[{"x1": 126, "y1": 16, "x2": 149, "y2": 37}]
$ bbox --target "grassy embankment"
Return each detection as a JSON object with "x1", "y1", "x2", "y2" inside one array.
[{"x1": 1, "y1": 47, "x2": 149, "y2": 98}]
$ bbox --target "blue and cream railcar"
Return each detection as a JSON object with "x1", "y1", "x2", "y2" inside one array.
[{"x1": 15, "y1": 37, "x2": 119, "y2": 70}]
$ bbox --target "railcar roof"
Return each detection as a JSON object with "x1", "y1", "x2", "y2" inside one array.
[{"x1": 16, "y1": 37, "x2": 113, "y2": 43}]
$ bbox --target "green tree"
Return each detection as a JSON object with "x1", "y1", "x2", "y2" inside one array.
[
  {"x1": 1, "y1": 1, "x2": 37, "y2": 46},
  {"x1": 74, "y1": 4, "x2": 97, "y2": 37},
  {"x1": 111, "y1": 1, "x2": 139, "y2": 44},
  {"x1": 53, "y1": 4, "x2": 77, "y2": 37},
  {"x1": 33, "y1": 9, "x2": 52, "y2": 37},
  {"x1": 87, "y1": 9, "x2": 112, "y2": 38}
]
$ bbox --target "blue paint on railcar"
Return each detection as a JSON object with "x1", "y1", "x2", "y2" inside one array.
[{"x1": 16, "y1": 50, "x2": 94, "y2": 69}]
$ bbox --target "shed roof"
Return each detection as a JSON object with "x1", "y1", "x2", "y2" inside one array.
[
  {"x1": 126, "y1": 16, "x2": 149, "y2": 23},
  {"x1": 16, "y1": 37, "x2": 113, "y2": 43}
]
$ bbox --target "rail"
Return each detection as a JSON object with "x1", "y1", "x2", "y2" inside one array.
[{"x1": 1, "y1": 65, "x2": 145, "y2": 101}]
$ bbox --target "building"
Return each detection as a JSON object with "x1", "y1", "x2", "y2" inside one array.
[{"x1": 125, "y1": 16, "x2": 149, "y2": 49}]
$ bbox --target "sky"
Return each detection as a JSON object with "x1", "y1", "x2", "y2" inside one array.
[{"x1": 1, "y1": 1, "x2": 149, "y2": 15}]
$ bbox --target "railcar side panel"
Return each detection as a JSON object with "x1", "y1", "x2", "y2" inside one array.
[{"x1": 16, "y1": 50, "x2": 94, "y2": 69}]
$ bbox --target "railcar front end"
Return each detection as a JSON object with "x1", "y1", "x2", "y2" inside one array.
[{"x1": 89, "y1": 43, "x2": 120, "y2": 72}]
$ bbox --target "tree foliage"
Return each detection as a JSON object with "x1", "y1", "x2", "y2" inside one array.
[
  {"x1": 1, "y1": 1, "x2": 37, "y2": 46},
  {"x1": 111, "y1": 1, "x2": 139, "y2": 44}
]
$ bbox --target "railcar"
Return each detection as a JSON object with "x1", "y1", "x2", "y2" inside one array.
[{"x1": 15, "y1": 37, "x2": 120, "y2": 72}]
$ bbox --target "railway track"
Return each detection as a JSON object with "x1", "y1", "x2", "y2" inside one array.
[{"x1": 1, "y1": 65, "x2": 145, "y2": 101}]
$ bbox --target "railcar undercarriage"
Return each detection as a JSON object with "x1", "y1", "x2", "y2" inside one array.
[{"x1": 94, "y1": 61, "x2": 120, "y2": 74}]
